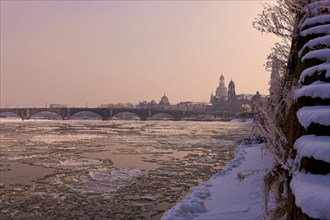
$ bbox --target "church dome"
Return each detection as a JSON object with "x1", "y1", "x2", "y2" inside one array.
[
  {"x1": 220, "y1": 74, "x2": 224, "y2": 81},
  {"x1": 160, "y1": 95, "x2": 169, "y2": 103}
]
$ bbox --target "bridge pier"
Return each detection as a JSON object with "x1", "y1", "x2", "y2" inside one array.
[
  {"x1": 140, "y1": 116, "x2": 148, "y2": 121},
  {"x1": 100, "y1": 109, "x2": 112, "y2": 120}
]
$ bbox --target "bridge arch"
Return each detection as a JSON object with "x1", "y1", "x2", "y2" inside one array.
[
  {"x1": 0, "y1": 111, "x2": 21, "y2": 118},
  {"x1": 30, "y1": 111, "x2": 62, "y2": 120},
  {"x1": 149, "y1": 110, "x2": 184, "y2": 121},
  {"x1": 150, "y1": 112, "x2": 174, "y2": 120},
  {"x1": 112, "y1": 111, "x2": 141, "y2": 120},
  {"x1": 69, "y1": 108, "x2": 107, "y2": 120},
  {"x1": 71, "y1": 111, "x2": 102, "y2": 120}
]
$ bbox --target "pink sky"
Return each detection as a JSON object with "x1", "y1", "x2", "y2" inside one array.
[{"x1": 0, "y1": 1, "x2": 278, "y2": 107}]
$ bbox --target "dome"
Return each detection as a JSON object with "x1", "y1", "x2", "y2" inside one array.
[
  {"x1": 159, "y1": 94, "x2": 170, "y2": 106},
  {"x1": 220, "y1": 74, "x2": 224, "y2": 81},
  {"x1": 160, "y1": 95, "x2": 169, "y2": 102}
]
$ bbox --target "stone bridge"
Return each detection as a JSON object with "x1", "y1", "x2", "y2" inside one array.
[{"x1": 0, "y1": 107, "x2": 210, "y2": 121}]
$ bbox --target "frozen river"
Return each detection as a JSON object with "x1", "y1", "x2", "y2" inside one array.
[{"x1": 0, "y1": 119, "x2": 252, "y2": 219}]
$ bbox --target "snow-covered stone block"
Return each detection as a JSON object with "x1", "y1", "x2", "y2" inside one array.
[
  {"x1": 301, "y1": 48, "x2": 330, "y2": 62},
  {"x1": 299, "y1": 14, "x2": 330, "y2": 31},
  {"x1": 290, "y1": 172, "x2": 330, "y2": 220},
  {"x1": 300, "y1": 24, "x2": 330, "y2": 37},
  {"x1": 299, "y1": 63, "x2": 330, "y2": 84},
  {"x1": 303, "y1": 0, "x2": 330, "y2": 11},
  {"x1": 303, "y1": 1, "x2": 330, "y2": 18},
  {"x1": 298, "y1": 35, "x2": 330, "y2": 58},
  {"x1": 294, "y1": 135, "x2": 330, "y2": 163},
  {"x1": 295, "y1": 81, "x2": 330, "y2": 99},
  {"x1": 296, "y1": 105, "x2": 330, "y2": 129}
]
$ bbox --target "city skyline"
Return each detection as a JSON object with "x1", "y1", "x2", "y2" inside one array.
[{"x1": 1, "y1": 1, "x2": 279, "y2": 107}]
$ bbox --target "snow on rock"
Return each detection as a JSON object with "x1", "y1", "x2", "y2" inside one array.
[
  {"x1": 299, "y1": 14, "x2": 330, "y2": 31},
  {"x1": 299, "y1": 63, "x2": 330, "y2": 84},
  {"x1": 296, "y1": 105, "x2": 330, "y2": 129},
  {"x1": 301, "y1": 48, "x2": 330, "y2": 62},
  {"x1": 298, "y1": 35, "x2": 330, "y2": 58},
  {"x1": 294, "y1": 135, "x2": 330, "y2": 163},
  {"x1": 302, "y1": 1, "x2": 330, "y2": 17},
  {"x1": 161, "y1": 143, "x2": 274, "y2": 220},
  {"x1": 300, "y1": 24, "x2": 330, "y2": 37},
  {"x1": 295, "y1": 81, "x2": 330, "y2": 99},
  {"x1": 303, "y1": 0, "x2": 330, "y2": 11},
  {"x1": 290, "y1": 172, "x2": 330, "y2": 220}
]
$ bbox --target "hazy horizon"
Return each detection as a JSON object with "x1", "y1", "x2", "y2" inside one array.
[{"x1": 1, "y1": 1, "x2": 279, "y2": 108}]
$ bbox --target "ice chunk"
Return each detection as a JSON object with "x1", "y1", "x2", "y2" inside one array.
[
  {"x1": 89, "y1": 168, "x2": 143, "y2": 183},
  {"x1": 290, "y1": 172, "x2": 330, "y2": 220},
  {"x1": 296, "y1": 106, "x2": 330, "y2": 129},
  {"x1": 59, "y1": 158, "x2": 102, "y2": 167},
  {"x1": 294, "y1": 135, "x2": 330, "y2": 163}
]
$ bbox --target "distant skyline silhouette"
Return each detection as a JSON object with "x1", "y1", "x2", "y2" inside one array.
[{"x1": 0, "y1": 1, "x2": 279, "y2": 107}]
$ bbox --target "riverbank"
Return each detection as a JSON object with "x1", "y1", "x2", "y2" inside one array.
[{"x1": 162, "y1": 141, "x2": 274, "y2": 219}]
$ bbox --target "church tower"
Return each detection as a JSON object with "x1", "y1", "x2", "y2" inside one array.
[
  {"x1": 228, "y1": 80, "x2": 236, "y2": 100},
  {"x1": 215, "y1": 74, "x2": 228, "y2": 97}
]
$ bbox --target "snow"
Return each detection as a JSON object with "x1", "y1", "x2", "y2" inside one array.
[
  {"x1": 294, "y1": 135, "x2": 330, "y2": 163},
  {"x1": 300, "y1": 24, "x2": 330, "y2": 37},
  {"x1": 301, "y1": 48, "x2": 330, "y2": 62},
  {"x1": 298, "y1": 35, "x2": 330, "y2": 58},
  {"x1": 299, "y1": 14, "x2": 330, "y2": 31},
  {"x1": 294, "y1": 80, "x2": 330, "y2": 99},
  {"x1": 299, "y1": 63, "x2": 330, "y2": 84},
  {"x1": 290, "y1": 172, "x2": 330, "y2": 220},
  {"x1": 162, "y1": 143, "x2": 274, "y2": 220},
  {"x1": 296, "y1": 105, "x2": 330, "y2": 129},
  {"x1": 302, "y1": 1, "x2": 330, "y2": 17},
  {"x1": 303, "y1": 0, "x2": 330, "y2": 11}
]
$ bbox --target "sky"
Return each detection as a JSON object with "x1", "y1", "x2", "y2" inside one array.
[{"x1": 0, "y1": 1, "x2": 279, "y2": 108}]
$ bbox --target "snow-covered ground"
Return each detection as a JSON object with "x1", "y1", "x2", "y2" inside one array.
[{"x1": 162, "y1": 142, "x2": 274, "y2": 220}]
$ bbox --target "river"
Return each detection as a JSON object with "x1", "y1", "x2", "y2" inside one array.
[{"x1": 0, "y1": 119, "x2": 252, "y2": 219}]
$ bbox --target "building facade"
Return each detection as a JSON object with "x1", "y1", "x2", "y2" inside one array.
[{"x1": 210, "y1": 75, "x2": 251, "y2": 114}]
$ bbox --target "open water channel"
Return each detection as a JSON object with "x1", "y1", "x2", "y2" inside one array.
[{"x1": 0, "y1": 119, "x2": 252, "y2": 219}]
